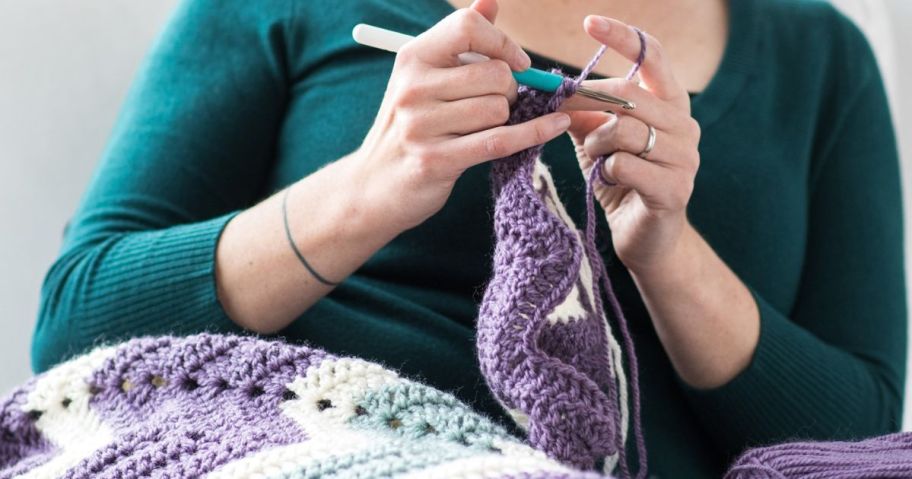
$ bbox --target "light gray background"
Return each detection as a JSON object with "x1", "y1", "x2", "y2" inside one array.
[{"x1": 1, "y1": 0, "x2": 911, "y2": 426}]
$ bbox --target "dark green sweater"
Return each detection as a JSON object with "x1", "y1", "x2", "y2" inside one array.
[{"x1": 33, "y1": 0, "x2": 906, "y2": 476}]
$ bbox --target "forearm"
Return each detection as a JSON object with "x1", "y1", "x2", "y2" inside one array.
[
  {"x1": 214, "y1": 154, "x2": 399, "y2": 333},
  {"x1": 630, "y1": 220, "x2": 759, "y2": 389}
]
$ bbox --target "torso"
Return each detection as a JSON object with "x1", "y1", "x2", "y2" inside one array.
[
  {"x1": 269, "y1": 0, "x2": 867, "y2": 475},
  {"x1": 446, "y1": 0, "x2": 729, "y2": 93}
]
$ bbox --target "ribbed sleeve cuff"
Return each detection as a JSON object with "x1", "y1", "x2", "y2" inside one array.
[
  {"x1": 677, "y1": 287, "x2": 874, "y2": 455},
  {"x1": 79, "y1": 211, "x2": 245, "y2": 342}
]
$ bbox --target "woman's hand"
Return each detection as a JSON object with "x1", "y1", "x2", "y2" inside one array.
[
  {"x1": 568, "y1": 16, "x2": 701, "y2": 275},
  {"x1": 345, "y1": 0, "x2": 571, "y2": 237},
  {"x1": 565, "y1": 16, "x2": 760, "y2": 389}
]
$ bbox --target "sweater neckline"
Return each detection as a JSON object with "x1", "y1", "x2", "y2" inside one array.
[{"x1": 428, "y1": 0, "x2": 760, "y2": 131}]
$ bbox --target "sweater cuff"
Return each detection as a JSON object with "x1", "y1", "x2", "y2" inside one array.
[
  {"x1": 677, "y1": 287, "x2": 838, "y2": 453},
  {"x1": 80, "y1": 211, "x2": 245, "y2": 342}
]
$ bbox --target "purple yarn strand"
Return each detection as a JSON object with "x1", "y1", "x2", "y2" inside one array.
[
  {"x1": 596, "y1": 26, "x2": 647, "y2": 188},
  {"x1": 725, "y1": 432, "x2": 912, "y2": 478},
  {"x1": 625, "y1": 28, "x2": 647, "y2": 82},
  {"x1": 585, "y1": 27, "x2": 649, "y2": 479},
  {"x1": 551, "y1": 33, "x2": 651, "y2": 477},
  {"x1": 585, "y1": 159, "x2": 647, "y2": 479}
]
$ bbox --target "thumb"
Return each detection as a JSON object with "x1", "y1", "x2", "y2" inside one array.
[{"x1": 470, "y1": 0, "x2": 499, "y2": 23}]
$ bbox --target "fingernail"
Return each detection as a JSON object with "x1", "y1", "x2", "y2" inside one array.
[
  {"x1": 553, "y1": 113, "x2": 571, "y2": 131},
  {"x1": 590, "y1": 16, "x2": 611, "y2": 35},
  {"x1": 516, "y1": 50, "x2": 532, "y2": 70}
]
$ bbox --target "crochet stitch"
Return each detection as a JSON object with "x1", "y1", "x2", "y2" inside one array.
[
  {"x1": 0, "y1": 334, "x2": 611, "y2": 478},
  {"x1": 477, "y1": 41, "x2": 647, "y2": 478}
]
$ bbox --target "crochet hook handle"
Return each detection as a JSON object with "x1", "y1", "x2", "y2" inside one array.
[
  {"x1": 352, "y1": 23, "x2": 635, "y2": 109},
  {"x1": 353, "y1": 23, "x2": 563, "y2": 93}
]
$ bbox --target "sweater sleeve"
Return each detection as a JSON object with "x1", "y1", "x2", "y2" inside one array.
[
  {"x1": 681, "y1": 20, "x2": 906, "y2": 457},
  {"x1": 31, "y1": 0, "x2": 300, "y2": 372}
]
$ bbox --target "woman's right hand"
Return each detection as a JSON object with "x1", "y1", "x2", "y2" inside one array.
[{"x1": 343, "y1": 0, "x2": 571, "y2": 236}]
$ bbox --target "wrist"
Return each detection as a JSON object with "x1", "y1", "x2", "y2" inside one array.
[
  {"x1": 304, "y1": 153, "x2": 401, "y2": 251},
  {"x1": 627, "y1": 217, "x2": 698, "y2": 285}
]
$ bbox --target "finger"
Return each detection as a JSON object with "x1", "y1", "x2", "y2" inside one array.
[
  {"x1": 560, "y1": 78, "x2": 681, "y2": 131},
  {"x1": 599, "y1": 152, "x2": 678, "y2": 204},
  {"x1": 567, "y1": 110, "x2": 612, "y2": 145},
  {"x1": 430, "y1": 95, "x2": 511, "y2": 135},
  {"x1": 409, "y1": 9, "x2": 531, "y2": 71},
  {"x1": 425, "y1": 60, "x2": 518, "y2": 103},
  {"x1": 583, "y1": 115, "x2": 684, "y2": 167},
  {"x1": 583, "y1": 15, "x2": 688, "y2": 106},
  {"x1": 470, "y1": 0, "x2": 498, "y2": 23},
  {"x1": 441, "y1": 112, "x2": 571, "y2": 169}
]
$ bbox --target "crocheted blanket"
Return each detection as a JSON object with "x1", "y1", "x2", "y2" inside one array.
[
  {"x1": 1, "y1": 44, "x2": 653, "y2": 479},
  {"x1": 0, "y1": 334, "x2": 610, "y2": 479}
]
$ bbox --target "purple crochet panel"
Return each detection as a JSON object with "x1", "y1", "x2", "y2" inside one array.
[{"x1": 477, "y1": 45, "x2": 646, "y2": 478}]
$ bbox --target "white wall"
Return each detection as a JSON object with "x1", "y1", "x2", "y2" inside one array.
[
  {"x1": 1, "y1": 0, "x2": 912, "y2": 432},
  {"x1": 884, "y1": 0, "x2": 912, "y2": 430},
  {"x1": 0, "y1": 0, "x2": 180, "y2": 390}
]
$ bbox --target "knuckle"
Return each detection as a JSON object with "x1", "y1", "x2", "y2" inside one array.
[
  {"x1": 687, "y1": 118, "x2": 702, "y2": 139},
  {"x1": 390, "y1": 83, "x2": 423, "y2": 107},
  {"x1": 396, "y1": 42, "x2": 419, "y2": 63},
  {"x1": 397, "y1": 111, "x2": 424, "y2": 141},
  {"x1": 415, "y1": 146, "x2": 437, "y2": 166},
  {"x1": 532, "y1": 121, "x2": 551, "y2": 144},
  {"x1": 455, "y1": 8, "x2": 480, "y2": 23},
  {"x1": 603, "y1": 118, "x2": 625, "y2": 145},
  {"x1": 489, "y1": 96, "x2": 511, "y2": 124},
  {"x1": 491, "y1": 60, "x2": 514, "y2": 91},
  {"x1": 686, "y1": 152, "x2": 701, "y2": 172},
  {"x1": 584, "y1": 124, "x2": 612, "y2": 157},
  {"x1": 409, "y1": 77, "x2": 433, "y2": 98},
  {"x1": 482, "y1": 134, "x2": 507, "y2": 158},
  {"x1": 453, "y1": 9, "x2": 480, "y2": 33},
  {"x1": 582, "y1": 133, "x2": 601, "y2": 159},
  {"x1": 408, "y1": 146, "x2": 437, "y2": 178},
  {"x1": 606, "y1": 155, "x2": 626, "y2": 180}
]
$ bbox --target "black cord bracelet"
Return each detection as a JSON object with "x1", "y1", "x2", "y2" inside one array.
[{"x1": 282, "y1": 187, "x2": 340, "y2": 287}]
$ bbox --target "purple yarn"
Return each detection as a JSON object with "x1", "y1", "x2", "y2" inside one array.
[
  {"x1": 626, "y1": 28, "x2": 647, "y2": 82},
  {"x1": 0, "y1": 378, "x2": 56, "y2": 478},
  {"x1": 477, "y1": 40, "x2": 647, "y2": 478},
  {"x1": 595, "y1": 27, "x2": 647, "y2": 188},
  {"x1": 1, "y1": 334, "x2": 618, "y2": 478},
  {"x1": 38, "y1": 335, "x2": 314, "y2": 478},
  {"x1": 726, "y1": 433, "x2": 912, "y2": 478}
]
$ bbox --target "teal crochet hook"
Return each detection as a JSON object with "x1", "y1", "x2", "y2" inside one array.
[{"x1": 352, "y1": 24, "x2": 635, "y2": 110}]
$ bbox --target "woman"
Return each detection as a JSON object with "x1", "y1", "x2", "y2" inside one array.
[{"x1": 32, "y1": 0, "x2": 905, "y2": 476}]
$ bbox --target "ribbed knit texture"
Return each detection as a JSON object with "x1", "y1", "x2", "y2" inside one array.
[
  {"x1": 31, "y1": 0, "x2": 906, "y2": 476},
  {"x1": 37, "y1": 214, "x2": 242, "y2": 363}
]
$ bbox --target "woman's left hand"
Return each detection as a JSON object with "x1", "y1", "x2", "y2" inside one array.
[{"x1": 567, "y1": 16, "x2": 702, "y2": 275}]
